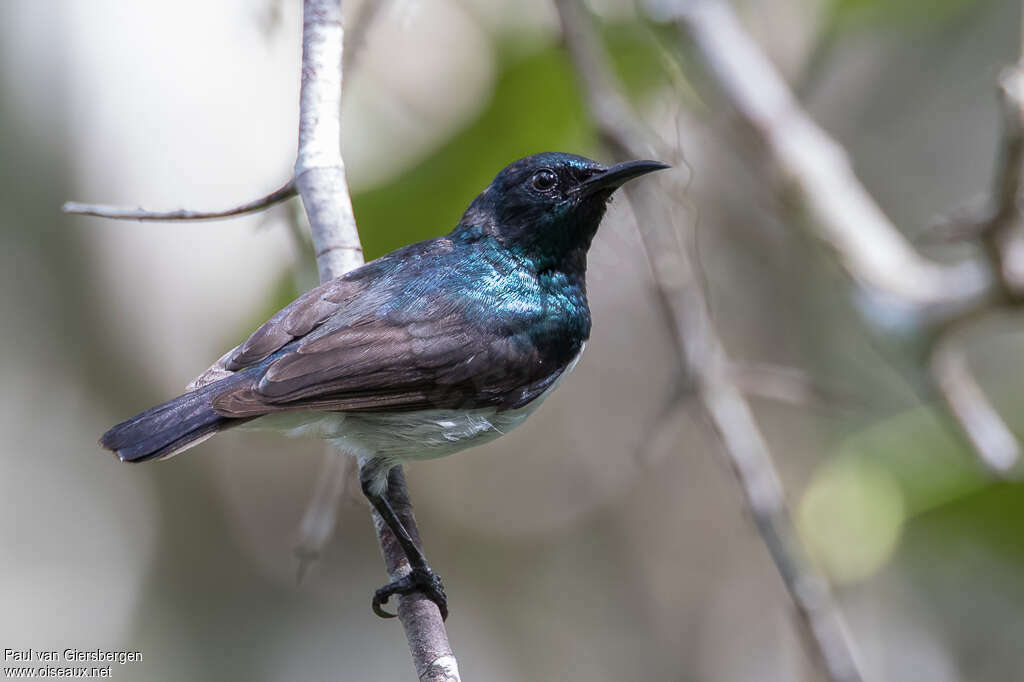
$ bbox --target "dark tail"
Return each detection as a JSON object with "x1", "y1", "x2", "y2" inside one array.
[{"x1": 100, "y1": 373, "x2": 254, "y2": 462}]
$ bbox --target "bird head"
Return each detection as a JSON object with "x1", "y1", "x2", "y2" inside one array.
[{"x1": 456, "y1": 152, "x2": 669, "y2": 270}]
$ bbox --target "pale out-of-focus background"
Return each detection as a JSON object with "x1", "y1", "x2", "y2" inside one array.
[{"x1": 2, "y1": 0, "x2": 1023, "y2": 679}]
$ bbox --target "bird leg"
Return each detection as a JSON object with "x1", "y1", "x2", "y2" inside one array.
[{"x1": 361, "y1": 466, "x2": 448, "y2": 620}]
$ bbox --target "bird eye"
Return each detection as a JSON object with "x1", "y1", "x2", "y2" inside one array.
[{"x1": 530, "y1": 169, "x2": 557, "y2": 192}]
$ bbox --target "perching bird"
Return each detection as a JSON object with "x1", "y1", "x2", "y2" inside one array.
[{"x1": 100, "y1": 152, "x2": 668, "y2": 619}]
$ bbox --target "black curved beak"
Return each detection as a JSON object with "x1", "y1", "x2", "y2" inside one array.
[{"x1": 576, "y1": 159, "x2": 670, "y2": 197}]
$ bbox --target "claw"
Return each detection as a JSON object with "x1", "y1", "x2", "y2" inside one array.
[{"x1": 371, "y1": 567, "x2": 448, "y2": 620}]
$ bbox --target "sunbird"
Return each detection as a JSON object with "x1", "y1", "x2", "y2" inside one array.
[{"x1": 101, "y1": 152, "x2": 669, "y2": 618}]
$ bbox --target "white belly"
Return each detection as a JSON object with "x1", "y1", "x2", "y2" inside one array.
[{"x1": 244, "y1": 344, "x2": 585, "y2": 466}]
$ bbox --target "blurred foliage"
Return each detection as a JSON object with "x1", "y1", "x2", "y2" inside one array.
[
  {"x1": 799, "y1": 452, "x2": 905, "y2": 583},
  {"x1": 913, "y1": 478, "x2": 1024, "y2": 565},
  {"x1": 799, "y1": 403, "x2": 1024, "y2": 584},
  {"x1": 835, "y1": 408, "x2": 990, "y2": 516},
  {"x1": 897, "y1": 476, "x2": 1024, "y2": 670}
]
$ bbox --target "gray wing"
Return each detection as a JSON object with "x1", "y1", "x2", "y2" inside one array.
[
  {"x1": 188, "y1": 239, "x2": 575, "y2": 416},
  {"x1": 186, "y1": 275, "x2": 363, "y2": 390},
  {"x1": 209, "y1": 311, "x2": 569, "y2": 417}
]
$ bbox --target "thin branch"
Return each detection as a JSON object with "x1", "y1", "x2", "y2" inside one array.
[
  {"x1": 293, "y1": 1, "x2": 459, "y2": 679},
  {"x1": 554, "y1": 0, "x2": 657, "y2": 159},
  {"x1": 62, "y1": 180, "x2": 296, "y2": 221},
  {"x1": 554, "y1": 1, "x2": 862, "y2": 679}
]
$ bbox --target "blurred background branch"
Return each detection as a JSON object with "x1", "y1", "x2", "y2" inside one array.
[
  {"x1": 554, "y1": 1, "x2": 863, "y2": 679},
  {"x1": 646, "y1": 0, "x2": 1024, "y2": 479}
]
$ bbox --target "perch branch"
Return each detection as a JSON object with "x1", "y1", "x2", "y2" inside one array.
[
  {"x1": 62, "y1": 180, "x2": 296, "y2": 221},
  {"x1": 295, "y1": 0, "x2": 361, "y2": 282},
  {"x1": 293, "y1": 1, "x2": 459, "y2": 680},
  {"x1": 554, "y1": 1, "x2": 863, "y2": 679}
]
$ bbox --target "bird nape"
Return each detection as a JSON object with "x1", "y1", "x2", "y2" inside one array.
[{"x1": 100, "y1": 152, "x2": 669, "y2": 619}]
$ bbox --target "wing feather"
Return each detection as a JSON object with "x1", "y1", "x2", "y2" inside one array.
[
  {"x1": 211, "y1": 317, "x2": 570, "y2": 417},
  {"x1": 190, "y1": 236, "x2": 582, "y2": 417}
]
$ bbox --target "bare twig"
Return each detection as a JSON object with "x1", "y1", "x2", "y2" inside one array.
[
  {"x1": 293, "y1": 1, "x2": 458, "y2": 679},
  {"x1": 554, "y1": 1, "x2": 863, "y2": 679},
  {"x1": 62, "y1": 180, "x2": 296, "y2": 221}
]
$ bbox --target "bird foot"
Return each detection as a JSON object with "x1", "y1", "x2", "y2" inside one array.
[{"x1": 372, "y1": 567, "x2": 448, "y2": 620}]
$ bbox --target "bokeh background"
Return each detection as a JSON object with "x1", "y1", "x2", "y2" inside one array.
[{"x1": 2, "y1": 0, "x2": 1023, "y2": 679}]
